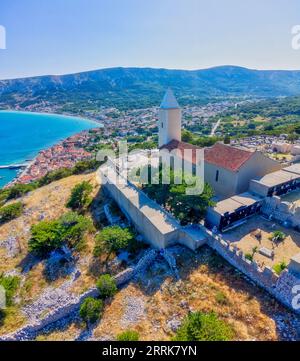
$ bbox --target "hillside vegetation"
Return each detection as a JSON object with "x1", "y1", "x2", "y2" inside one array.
[{"x1": 1, "y1": 66, "x2": 300, "y2": 111}]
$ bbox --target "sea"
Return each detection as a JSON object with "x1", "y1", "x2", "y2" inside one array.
[{"x1": 0, "y1": 111, "x2": 100, "y2": 188}]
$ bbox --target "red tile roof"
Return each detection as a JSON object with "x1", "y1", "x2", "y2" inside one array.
[
  {"x1": 204, "y1": 143, "x2": 254, "y2": 172},
  {"x1": 160, "y1": 140, "x2": 254, "y2": 172},
  {"x1": 160, "y1": 140, "x2": 201, "y2": 164}
]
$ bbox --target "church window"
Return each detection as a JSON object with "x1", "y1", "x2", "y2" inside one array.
[{"x1": 215, "y1": 170, "x2": 219, "y2": 182}]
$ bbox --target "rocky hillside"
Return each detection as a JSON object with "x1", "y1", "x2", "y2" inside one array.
[{"x1": 0, "y1": 172, "x2": 299, "y2": 340}]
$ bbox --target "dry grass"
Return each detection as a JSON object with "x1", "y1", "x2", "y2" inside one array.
[
  {"x1": 91, "y1": 247, "x2": 297, "y2": 341},
  {"x1": 30, "y1": 246, "x2": 299, "y2": 342},
  {"x1": 0, "y1": 172, "x2": 102, "y2": 335}
]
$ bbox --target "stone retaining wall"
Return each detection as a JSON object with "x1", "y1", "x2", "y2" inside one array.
[
  {"x1": 0, "y1": 249, "x2": 158, "y2": 341},
  {"x1": 262, "y1": 196, "x2": 300, "y2": 228},
  {"x1": 204, "y1": 227, "x2": 300, "y2": 314}
]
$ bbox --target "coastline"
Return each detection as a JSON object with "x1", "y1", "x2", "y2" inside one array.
[
  {"x1": 0, "y1": 109, "x2": 103, "y2": 126},
  {"x1": 0, "y1": 110, "x2": 103, "y2": 188}
]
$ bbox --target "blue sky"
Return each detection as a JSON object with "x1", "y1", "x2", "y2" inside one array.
[{"x1": 0, "y1": 0, "x2": 300, "y2": 79}]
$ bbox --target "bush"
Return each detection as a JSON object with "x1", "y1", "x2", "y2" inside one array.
[
  {"x1": 215, "y1": 291, "x2": 230, "y2": 305},
  {"x1": 245, "y1": 253, "x2": 253, "y2": 261},
  {"x1": 0, "y1": 274, "x2": 20, "y2": 307},
  {"x1": 3, "y1": 183, "x2": 37, "y2": 201},
  {"x1": 28, "y1": 212, "x2": 93, "y2": 256},
  {"x1": 0, "y1": 202, "x2": 23, "y2": 223},
  {"x1": 173, "y1": 312, "x2": 234, "y2": 341},
  {"x1": 273, "y1": 261, "x2": 287, "y2": 275},
  {"x1": 28, "y1": 220, "x2": 64, "y2": 256},
  {"x1": 38, "y1": 168, "x2": 73, "y2": 187},
  {"x1": 66, "y1": 181, "x2": 93, "y2": 212},
  {"x1": 59, "y1": 212, "x2": 93, "y2": 250},
  {"x1": 270, "y1": 231, "x2": 286, "y2": 242},
  {"x1": 116, "y1": 330, "x2": 139, "y2": 341},
  {"x1": 96, "y1": 274, "x2": 117, "y2": 299},
  {"x1": 79, "y1": 297, "x2": 103, "y2": 324},
  {"x1": 94, "y1": 226, "x2": 134, "y2": 258},
  {"x1": 73, "y1": 159, "x2": 101, "y2": 174}
]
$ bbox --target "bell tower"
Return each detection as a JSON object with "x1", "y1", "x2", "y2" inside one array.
[{"x1": 158, "y1": 89, "x2": 182, "y2": 147}]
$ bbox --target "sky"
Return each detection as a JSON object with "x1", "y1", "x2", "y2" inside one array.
[{"x1": 0, "y1": 0, "x2": 300, "y2": 80}]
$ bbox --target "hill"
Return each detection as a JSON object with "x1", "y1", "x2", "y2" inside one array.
[
  {"x1": 1, "y1": 66, "x2": 300, "y2": 110},
  {"x1": 0, "y1": 172, "x2": 299, "y2": 340}
]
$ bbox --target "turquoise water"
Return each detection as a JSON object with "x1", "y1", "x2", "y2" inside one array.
[{"x1": 0, "y1": 111, "x2": 100, "y2": 188}]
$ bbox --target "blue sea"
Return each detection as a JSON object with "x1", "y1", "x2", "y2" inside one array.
[{"x1": 0, "y1": 111, "x2": 100, "y2": 188}]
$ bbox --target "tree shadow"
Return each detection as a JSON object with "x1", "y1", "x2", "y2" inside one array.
[{"x1": 17, "y1": 252, "x2": 40, "y2": 273}]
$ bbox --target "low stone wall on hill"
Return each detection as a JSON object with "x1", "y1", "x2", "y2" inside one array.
[
  {"x1": 0, "y1": 249, "x2": 158, "y2": 341},
  {"x1": 204, "y1": 227, "x2": 300, "y2": 315}
]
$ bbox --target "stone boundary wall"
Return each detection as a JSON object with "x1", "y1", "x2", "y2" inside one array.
[
  {"x1": 203, "y1": 226, "x2": 300, "y2": 314},
  {"x1": 0, "y1": 249, "x2": 158, "y2": 341},
  {"x1": 262, "y1": 196, "x2": 300, "y2": 228}
]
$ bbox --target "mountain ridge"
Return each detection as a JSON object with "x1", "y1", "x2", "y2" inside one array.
[{"x1": 1, "y1": 66, "x2": 300, "y2": 110}]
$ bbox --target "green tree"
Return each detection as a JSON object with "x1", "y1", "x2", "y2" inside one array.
[
  {"x1": 182, "y1": 130, "x2": 194, "y2": 143},
  {"x1": 96, "y1": 274, "x2": 117, "y2": 299},
  {"x1": 168, "y1": 179, "x2": 215, "y2": 225},
  {"x1": 28, "y1": 220, "x2": 64, "y2": 256},
  {"x1": 79, "y1": 297, "x2": 103, "y2": 324},
  {"x1": 142, "y1": 167, "x2": 215, "y2": 225},
  {"x1": 273, "y1": 261, "x2": 287, "y2": 275},
  {"x1": 0, "y1": 274, "x2": 20, "y2": 307},
  {"x1": 59, "y1": 212, "x2": 93, "y2": 250},
  {"x1": 116, "y1": 330, "x2": 139, "y2": 341},
  {"x1": 66, "y1": 181, "x2": 93, "y2": 212},
  {"x1": 0, "y1": 202, "x2": 23, "y2": 224},
  {"x1": 94, "y1": 226, "x2": 134, "y2": 259},
  {"x1": 173, "y1": 312, "x2": 234, "y2": 341}
]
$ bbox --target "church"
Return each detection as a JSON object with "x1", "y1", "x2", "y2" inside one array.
[
  {"x1": 101, "y1": 89, "x2": 300, "y2": 242},
  {"x1": 158, "y1": 89, "x2": 281, "y2": 200}
]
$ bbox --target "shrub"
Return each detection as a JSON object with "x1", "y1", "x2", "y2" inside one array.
[
  {"x1": 245, "y1": 253, "x2": 253, "y2": 261},
  {"x1": 28, "y1": 220, "x2": 64, "y2": 256},
  {"x1": 94, "y1": 226, "x2": 134, "y2": 258},
  {"x1": 0, "y1": 202, "x2": 23, "y2": 223},
  {"x1": 0, "y1": 274, "x2": 20, "y2": 307},
  {"x1": 72, "y1": 159, "x2": 101, "y2": 174},
  {"x1": 79, "y1": 297, "x2": 103, "y2": 324},
  {"x1": 28, "y1": 212, "x2": 93, "y2": 257},
  {"x1": 96, "y1": 274, "x2": 117, "y2": 299},
  {"x1": 116, "y1": 330, "x2": 139, "y2": 341},
  {"x1": 270, "y1": 231, "x2": 286, "y2": 242},
  {"x1": 66, "y1": 181, "x2": 93, "y2": 212},
  {"x1": 173, "y1": 312, "x2": 234, "y2": 341},
  {"x1": 59, "y1": 212, "x2": 93, "y2": 250},
  {"x1": 38, "y1": 168, "x2": 73, "y2": 187},
  {"x1": 215, "y1": 291, "x2": 230, "y2": 305},
  {"x1": 4, "y1": 183, "x2": 37, "y2": 201},
  {"x1": 273, "y1": 261, "x2": 287, "y2": 275}
]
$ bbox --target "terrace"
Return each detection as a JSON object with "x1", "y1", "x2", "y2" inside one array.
[{"x1": 221, "y1": 214, "x2": 300, "y2": 269}]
